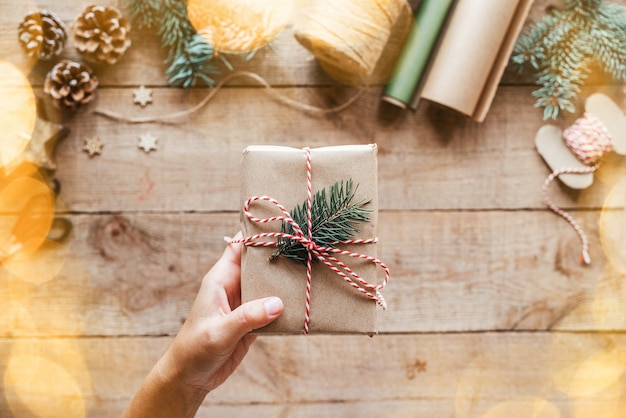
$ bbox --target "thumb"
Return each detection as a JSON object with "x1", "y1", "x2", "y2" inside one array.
[{"x1": 220, "y1": 297, "x2": 283, "y2": 342}]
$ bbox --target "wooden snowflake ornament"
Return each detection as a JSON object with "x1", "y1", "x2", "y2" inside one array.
[
  {"x1": 133, "y1": 86, "x2": 153, "y2": 107},
  {"x1": 83, "y1": 137, "x2": 104, "y2": 157},
  {"x1": 138, "y1": 133, "x2": 158, "y2": 153}
]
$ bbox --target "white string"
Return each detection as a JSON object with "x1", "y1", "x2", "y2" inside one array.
[{"x1": 93, "y1": 71, "x2": 364, "y2": 123}]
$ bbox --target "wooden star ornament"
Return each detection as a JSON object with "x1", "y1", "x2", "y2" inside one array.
[
  {"x1": 83, "y1": 137, "x2": 104, "y2": 157},
  {"x1": 19, "y1": 114, "x2": 69, "y2": 170},
  {"x1": 133, "y1": 85, "x2": 153, "y2": 107}
]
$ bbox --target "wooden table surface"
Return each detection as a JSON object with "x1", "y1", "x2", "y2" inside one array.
[{"x1": 2, "y1": 0, "x2": 626, "y2": 416}]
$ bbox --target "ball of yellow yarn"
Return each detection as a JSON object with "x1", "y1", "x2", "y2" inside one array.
[
  {"x1": 294, "y1": 0, "x2": 412, "y2": 86},
  {"x1": 187, "y1": 0, "x2": 294, "y2": 54}
]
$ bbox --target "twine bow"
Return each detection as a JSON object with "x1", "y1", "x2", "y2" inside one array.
[
  {"x1": 232, "y1": 147, "x2": 389, "y2": 334},
  {"x1": 542, "y1": 112, "x2": 615, "y2": 265}
]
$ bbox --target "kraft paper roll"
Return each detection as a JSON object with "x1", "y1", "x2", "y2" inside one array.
[
  {"x1": 420, "y1": 0, "x2": 528, "y2": 119},
  {"x1": 382, "y1": 0, "x2": 455, "y2": 109}
]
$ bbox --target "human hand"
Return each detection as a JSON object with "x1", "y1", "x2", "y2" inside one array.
[
  {"x1": 123, "y1": 233, "x2": 283, "y2": 418},
  {"x1": 162, "y1": 231, "x2": 284, "y2": 392}
]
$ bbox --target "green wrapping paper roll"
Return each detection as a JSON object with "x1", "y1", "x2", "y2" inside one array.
[{"x1": 382, "y1": 0, "x2": 455, "y2": 109}]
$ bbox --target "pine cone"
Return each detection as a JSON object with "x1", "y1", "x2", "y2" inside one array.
[
  {"x1": 18, "y1": 10, "x2": 67, "y2": 60},
  {"x1": 44, "y1": 60, "x2": 99, "y2": 109},
  {"x1": 73, "y1": 5, "x2": 131, "y2": 65}
]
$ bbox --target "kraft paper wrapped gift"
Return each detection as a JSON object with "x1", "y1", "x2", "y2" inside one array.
[{"x1": 238, "y1": 144, "x2": 386, "y2": 334}]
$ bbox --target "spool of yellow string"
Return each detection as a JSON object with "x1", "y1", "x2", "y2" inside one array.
[
  {"x1": 293, "y1": 0, "x2": 412, "y2": 86},
  {"x1": 187, "y1": 0, "x2": 294, "y2": 54}
]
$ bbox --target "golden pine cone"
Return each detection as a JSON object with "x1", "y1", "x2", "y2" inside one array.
[
  {"x1": 18, "y1": 10, "x2": 67, "y2": 60},
  {"x1": 44, "y1": 60, "x2": 99, "y2": 109},
  {"x1": 73, "y1": 5, "x2": 131, "y2": 65}
]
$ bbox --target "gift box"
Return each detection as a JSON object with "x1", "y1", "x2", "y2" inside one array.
[{"x1": 238, "y1": 144, "x2": 387, "y2": 335}]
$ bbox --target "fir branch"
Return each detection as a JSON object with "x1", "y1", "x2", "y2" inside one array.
[
  {"x1": 512, "y1": 16, "x2": 558, "y2": 69},
  {"x1": 272, "y1": 179, "x2": 372, "y2": 265},
  {"x1": 158, "y1": 0, "x2": 195, "y2": 57},
  {"x1": 124, "y1": 0, "x2": 217, "y2": 87},
  {"x1": 590, "y1": 27, "x2": 626, "y2": 78},
  {"x1": 512, "y1": 0, "x2": 626, "y2": 119},
  {"x1": 126, "y1": 0, "x2": 161, "y2": 29},
  {"x1": 166, "y1": 34, "x2": 218, "y2": 88}
]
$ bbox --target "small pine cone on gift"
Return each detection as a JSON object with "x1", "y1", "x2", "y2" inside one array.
[
  {"x1": 74, "y1": 5, "x2": 131, "y2": 65},
  {"x1": 44, "y1": 60, "x2": 99, "y2": 109},
  {"x1": 18, "y1": 10, "x2": 67, "y2": 60}
]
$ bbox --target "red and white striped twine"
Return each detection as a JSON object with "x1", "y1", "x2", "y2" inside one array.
[
  {"x1": 543, "y1": 112, "x2": 615, "y2": 265},
  {"x1": 232, "y1": 147, "x2": 389, "y2": 334},
  {"x1": 563, "y1": 113, "x2": 614, "y2": 165}
]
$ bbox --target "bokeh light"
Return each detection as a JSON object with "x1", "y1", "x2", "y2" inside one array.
[
  {"x1": 600, "y1": 178, "x2": 626, "y2": 273},
  {"x1": 554, "y1": 348, "x2": 625, "y2": 397},
  {"x1": 0, "y1": 62, "x2": 36, "y2": 167},
  {"x1": 4, "y1": 339, "x2": 91, "y2": 417},
  {"x1": 569, "y1": 376, "x2": 622, "y2": 418},
  {"x1": 549, "y1": 333, "x2": 626, "y2": 417},
  {"x1": 455, "y1": 344, "x2": 553, "y2": 418},
  {"x1": 3, "y1": 239, "x2": 66, "y2": 284},
  {"x1": 479, "y1": 398, "x2": 560, "y2": 418},
  {"x1": 591, "y1": 268, "x2": 626, "y2": 331},
  {"x1": 0, "y1": 175, "x2": 55, "y2": 259}
]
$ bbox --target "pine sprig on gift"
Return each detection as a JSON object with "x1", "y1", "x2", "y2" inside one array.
[
  {"x1": 512, "y1": 0, "x2": 626, "y2": 119},
  {"x1": 272, "y1": 179, "x2": 372, "y2": 265},
  {"x1": 124, "y1": 0, "x2": 217, "y2": 87}
]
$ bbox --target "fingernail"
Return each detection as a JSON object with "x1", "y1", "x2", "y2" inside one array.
[{"x1": 264, "y1": 297, "x2": 283, "y2": 316}]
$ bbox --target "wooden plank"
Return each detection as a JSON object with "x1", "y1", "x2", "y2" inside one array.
[
  {"x1": 1, "y1": 333, "x2": 625, "y2": 416},
  {"x1": 50, "y1": 85, "x2": 626, "y2": 213},
  {"x1": 4, "y1": 0, "x2": 624, "y2": 88},
  {"x1": 1, "y1": 1, "x2": 625, "y2": 417},
  {"x1": 1, "y1": 210, "x2": 620, "y2": 337},
  {"x1": 0, "y1": 0, "x2": 354, "y2": 88}
]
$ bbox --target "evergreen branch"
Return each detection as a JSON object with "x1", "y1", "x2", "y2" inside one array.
[
  {"x1": 594, "y1": 4, "x2": 626, "y2": 80},
  {"x1": 512, "y1": 0, "x2": 626, "y2": 119},
  {"x1": 532, "y1": 65, "x2": 588, "y2": 119},
  {"x1": 166, "y1": 34, "x2": 218, "y2": 88},
  {"x1": 512, "y1": 16, "x2": 558, "y2": 69},
  {"x1": 125, "y1": 0, "x2": 161, "y2": 29},
  {"x1": 124, "y1": 0, "x2": 218, "y2": 87},
  {"x1": 272, "y1": 179, "x2": 372, "y2": 265},
  {"x1": 590, "y1": 28, "x2": 626, "y2": 79},
  {"x1": 158, "y1": 0, "x2": 195, "y2": 55},
  {"x1": 572, "y1": 0, "x2": 603, "y2": 10}
]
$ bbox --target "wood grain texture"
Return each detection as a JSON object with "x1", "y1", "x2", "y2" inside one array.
[
  {"x1": 2, "y1": 0, "x2": 626, "y2": 416},
  {"x1": 3, "y1": 0, "x2": 625, "y2": 88},
  {"x1": 1, "y1": 209, "x2": 621, "y2": 338},
  {"x1": 1, "y1": 333, "x2": 626, "y2": 417},
  {"x1": 51, "y1": 85, "x2": 626, "y2": 213}
]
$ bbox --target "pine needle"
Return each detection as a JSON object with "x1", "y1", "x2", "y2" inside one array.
[
  {"x1": 124, "y1": 0, "x2": 217, "y2": 87},
  {"x1": 512, "y1": 0, "x2": 626, "y2": 119},
  {"x1": 272, "y1": 179, "x2": 372, "y2": 264}
]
